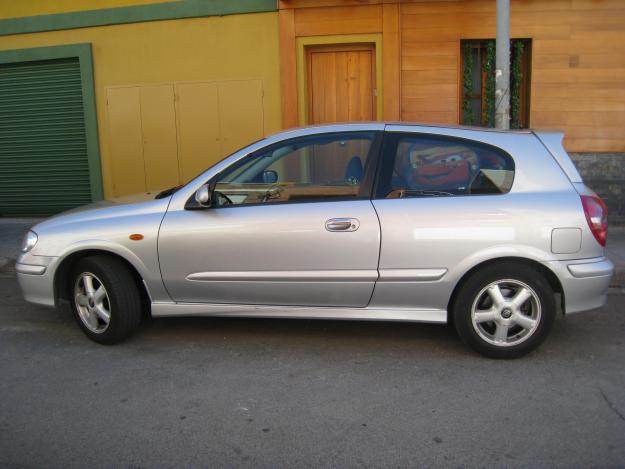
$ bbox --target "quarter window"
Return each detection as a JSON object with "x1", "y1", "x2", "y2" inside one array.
[
  {"x1": 214, "y1": 132, "x2": 376, "y2": 206},
  {"x1": 379, "y1": 134, "x2": 514, "y2": 198}
]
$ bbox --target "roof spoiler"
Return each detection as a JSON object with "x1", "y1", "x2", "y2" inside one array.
[{"x1": 532, "y1": 130, "x2": 582, "y2": 183}]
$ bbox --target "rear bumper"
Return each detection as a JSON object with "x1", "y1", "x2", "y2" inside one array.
[{"x1": 547, "y1": 257, "x2": 614, "y2": 314}]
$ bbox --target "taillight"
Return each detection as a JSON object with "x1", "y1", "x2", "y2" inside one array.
[{"x1": 581, "y1": 195, "x2": 608, "y2": 246}]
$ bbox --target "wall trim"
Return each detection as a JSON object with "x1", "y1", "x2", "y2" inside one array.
[
  {"x1": 0, "y1": 0, "x2": 277, "y2": 36},
  {"x1": 0, "y1": 44, "x2": 104, "y2": 202}
]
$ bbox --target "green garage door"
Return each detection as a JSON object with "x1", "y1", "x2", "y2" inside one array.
[{"x1": 0, "y1": 57, "x2": 93, "y2": 216}]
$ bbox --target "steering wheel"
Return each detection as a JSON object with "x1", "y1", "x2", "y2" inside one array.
[{"x1": 261, "y1": 185, "x2": 285, "y2": 203}]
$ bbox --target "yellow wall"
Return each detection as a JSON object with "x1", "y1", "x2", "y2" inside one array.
[
  {"x1": 0, "y1": 12, "x2": 282, "y2": 197},
  {"x1": 0, "y1": 0, "x2": 175, "y2": 19}
]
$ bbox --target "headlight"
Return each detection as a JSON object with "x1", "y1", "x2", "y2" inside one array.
[{"x1": 21, "y1": 231, "x2": 38, "y2": 253}]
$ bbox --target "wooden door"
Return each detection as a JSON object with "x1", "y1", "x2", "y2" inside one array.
[{"x1": 307, "y1": 44, "x2": 376, "y2": 124}]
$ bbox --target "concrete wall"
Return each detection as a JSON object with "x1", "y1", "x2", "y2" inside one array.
[{"x1": 571, "y1": 153, "x2": 625, "y2": 225}]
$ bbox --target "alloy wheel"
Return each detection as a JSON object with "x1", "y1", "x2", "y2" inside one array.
[
  {"x1": 470, "y1": 279, "x2": 541, "y2": 347},
  {"x1": 74, "y1": 272, "x2": 111, "y2": 333}
]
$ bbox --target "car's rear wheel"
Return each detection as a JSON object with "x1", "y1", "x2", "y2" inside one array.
[
  {"x1": 69, "y1": 255, "x2": 142, "y2": 344},
  {"x1": 452, "y1": 262, "x2": 556, "y2": 358}
]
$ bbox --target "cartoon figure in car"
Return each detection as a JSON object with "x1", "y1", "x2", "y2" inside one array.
[{"x1": 396, "y1": 143, "x2": 479, "y2": 191}]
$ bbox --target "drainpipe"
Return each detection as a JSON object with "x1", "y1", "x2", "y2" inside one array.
[{"x1": 495, "y1": 0, "x2": 510, "y2": 129}]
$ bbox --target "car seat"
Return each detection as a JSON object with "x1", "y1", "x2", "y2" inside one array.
[{"x1": 344, "y1": 156, "x2": 363, "y2": 185}]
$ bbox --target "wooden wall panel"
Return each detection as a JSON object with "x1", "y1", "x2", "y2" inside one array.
[
  {"x1": 401, "y1": 1, "x2": 572, "y2": 15},
  {"x1": 398, "y1": 0, "x2": 625, "y2": 152},
  {"x1": 282, "y1": 3, "x2": 391, "y2": 126},
  {"x1": 382, "y1": 3, "x2": 400, "y2": 120},
  {"x1": 279, "y1": 0, "x2": 625, "y2": 151},
  {"x1": 294, "y1": 5, "x2": 382, "y2": 36},
  {"x1": 279, "y1": 0, "x2": 383, "y2": 8}
]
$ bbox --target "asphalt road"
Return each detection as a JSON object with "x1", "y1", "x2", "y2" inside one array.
[{"x1": 1, "y1": 271, "x2": 624, "y2": 468}]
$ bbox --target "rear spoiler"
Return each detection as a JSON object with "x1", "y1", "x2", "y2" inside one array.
[{"x1": 532, "y1": 130, "x2": 582, "y2": 183}]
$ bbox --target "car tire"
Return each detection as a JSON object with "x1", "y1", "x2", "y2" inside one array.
[
  {"x1": 69, "y1": 255, "x2": 142, "y2": 344},
  {"x1": 452, "y1": 262, "x2": 556, "y2": 359}
]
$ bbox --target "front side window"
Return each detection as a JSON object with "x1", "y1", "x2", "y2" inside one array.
[
  {"x1": 378, "y1": 134, "x2": 514, "y2": 198},
  {"x1": 213, "y1": 132, "x2": 376, "y2": 206}
]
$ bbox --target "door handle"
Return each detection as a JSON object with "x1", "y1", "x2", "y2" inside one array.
[{"x1": 325, "y1": 218, "x2": 360, "y2": 232}]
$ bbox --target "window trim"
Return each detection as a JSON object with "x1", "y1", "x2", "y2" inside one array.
[
  {"x1": 373, "y1": 132, "x2": 516, "y2": 200},
  {"x1": 187, "y1": 130, "x2": 384, "y2": 210}
]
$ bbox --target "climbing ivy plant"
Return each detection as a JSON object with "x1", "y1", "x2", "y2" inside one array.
[
  {"x1": 483, "y1": 40, "x2": 496, "y2": 128},
  {"x1": 462, "y1": 43, "x2": 474, "y2": 126},
  {"x1": 461, "y1": 39, "x2": 528, "y2": 129},
  {"x1": 510, "y1": 40, "x2": 525, "y2": 129}
]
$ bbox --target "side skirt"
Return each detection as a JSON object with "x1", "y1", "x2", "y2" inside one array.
[{"x1": 150, "y1": 302, "x2": 448, "y2": 323}]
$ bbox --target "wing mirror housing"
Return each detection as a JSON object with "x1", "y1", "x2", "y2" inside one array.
[
  {"x1": 195, "y1": 184, "x2": 211, "y2": 206},
  {"x1": 185, "y1": 183, "x2": 213, "y2": 210}
]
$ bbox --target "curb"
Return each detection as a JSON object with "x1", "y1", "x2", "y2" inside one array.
[
  {"x1": 0, "y1": 258, "x2": 15, "y2": 277},
  {"x1": 612, "y1": 265, "x2": 625, "y2": 289}
]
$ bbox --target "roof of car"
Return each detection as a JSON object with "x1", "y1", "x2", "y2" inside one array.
[
  {"x1": 385, "y1": 121, "x2": 534, "y2": 133},
  {"x1": 276, "y1": 121, "x2": 535, "y2": 135}
]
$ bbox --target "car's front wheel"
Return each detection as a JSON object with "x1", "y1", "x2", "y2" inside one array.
[
  {"x1": 452, "y1": 262, "x2": 556, "y2": 358},
  {"x1": 69, "y1": 255, "x2": 142, "y2": 344}
]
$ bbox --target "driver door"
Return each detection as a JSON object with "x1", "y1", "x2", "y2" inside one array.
[{"x1": 158, "y1": 131, "x2": 383, "y2": 307}]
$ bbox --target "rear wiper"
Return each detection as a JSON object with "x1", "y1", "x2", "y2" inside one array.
[
  {"x1": 155, "y1": 185, "x2": 182, "y2": 199},
  {"x1": 398, "y1": 189, "x2": 454, "y2": 198}
]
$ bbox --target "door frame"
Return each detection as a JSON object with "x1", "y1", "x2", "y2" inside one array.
[{"x1": 296, "y1": 34, "x2": 383, "y2": 126}]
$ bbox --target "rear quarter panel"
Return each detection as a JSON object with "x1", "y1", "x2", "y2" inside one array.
[{"x1": 370, "y1": 126, "x2": 603, "y2": 311}]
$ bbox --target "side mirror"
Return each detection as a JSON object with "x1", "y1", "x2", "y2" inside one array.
[
  {"x1": 194, "y1": 184, "x2": 212, "y2": 206},
  {"x1": 262, "y1": 170, "x2": 278, "y2": 184}
]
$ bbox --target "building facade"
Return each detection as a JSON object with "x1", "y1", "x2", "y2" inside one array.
[
  {"x1": 0, "y1": 0, "x2": 623, "y2": 220},
  {"x1": 0, "y1": 0, "x2": 280, "y2": 215}
]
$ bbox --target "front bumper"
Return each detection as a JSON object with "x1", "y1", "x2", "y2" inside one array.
[
  {"x1": 16, "y1": 254, "x2": 58, "y2": 307},
  {"x1": 547, "y1": 257, "x2": 614, "y2": 314}
]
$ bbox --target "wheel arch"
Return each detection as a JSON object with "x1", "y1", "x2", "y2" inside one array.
[
  {"x1": 446, "y1": 256, "x2": 565, "y2": 322},
  {"x1": 54, "y1": 249, "x2": 151, "y2": 311}
]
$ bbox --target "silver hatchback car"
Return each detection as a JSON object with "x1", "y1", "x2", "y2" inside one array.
[{"x1": 17, "y1": 123, "x2": 613, "y2": 358}]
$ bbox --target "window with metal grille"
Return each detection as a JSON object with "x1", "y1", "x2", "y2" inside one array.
[{"x1": 460, "y1": 39, "x2": 531, "y2": 129}]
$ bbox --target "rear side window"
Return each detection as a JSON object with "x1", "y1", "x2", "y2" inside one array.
[{"x1": 377, "y1": 133, "x2": 515, "y2": 198}]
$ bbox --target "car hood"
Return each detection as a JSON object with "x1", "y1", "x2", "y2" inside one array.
[
  {"x1": 31, "y1": 192, "x2": 171, "y2": 233},
  {"x1": 60, "y1": 192, "x2": 160, "y2": 215}
]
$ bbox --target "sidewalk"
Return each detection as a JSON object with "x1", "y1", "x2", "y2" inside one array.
[
  {"x1": 0, "y1": 218, "x2": 42, "y2": 269},
  {"x1": 606, "y1": 227, "x2": 625, "y2": 290},
  {"x1": 1, "y1": 217, "x2": 624, "y2": 289}
]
